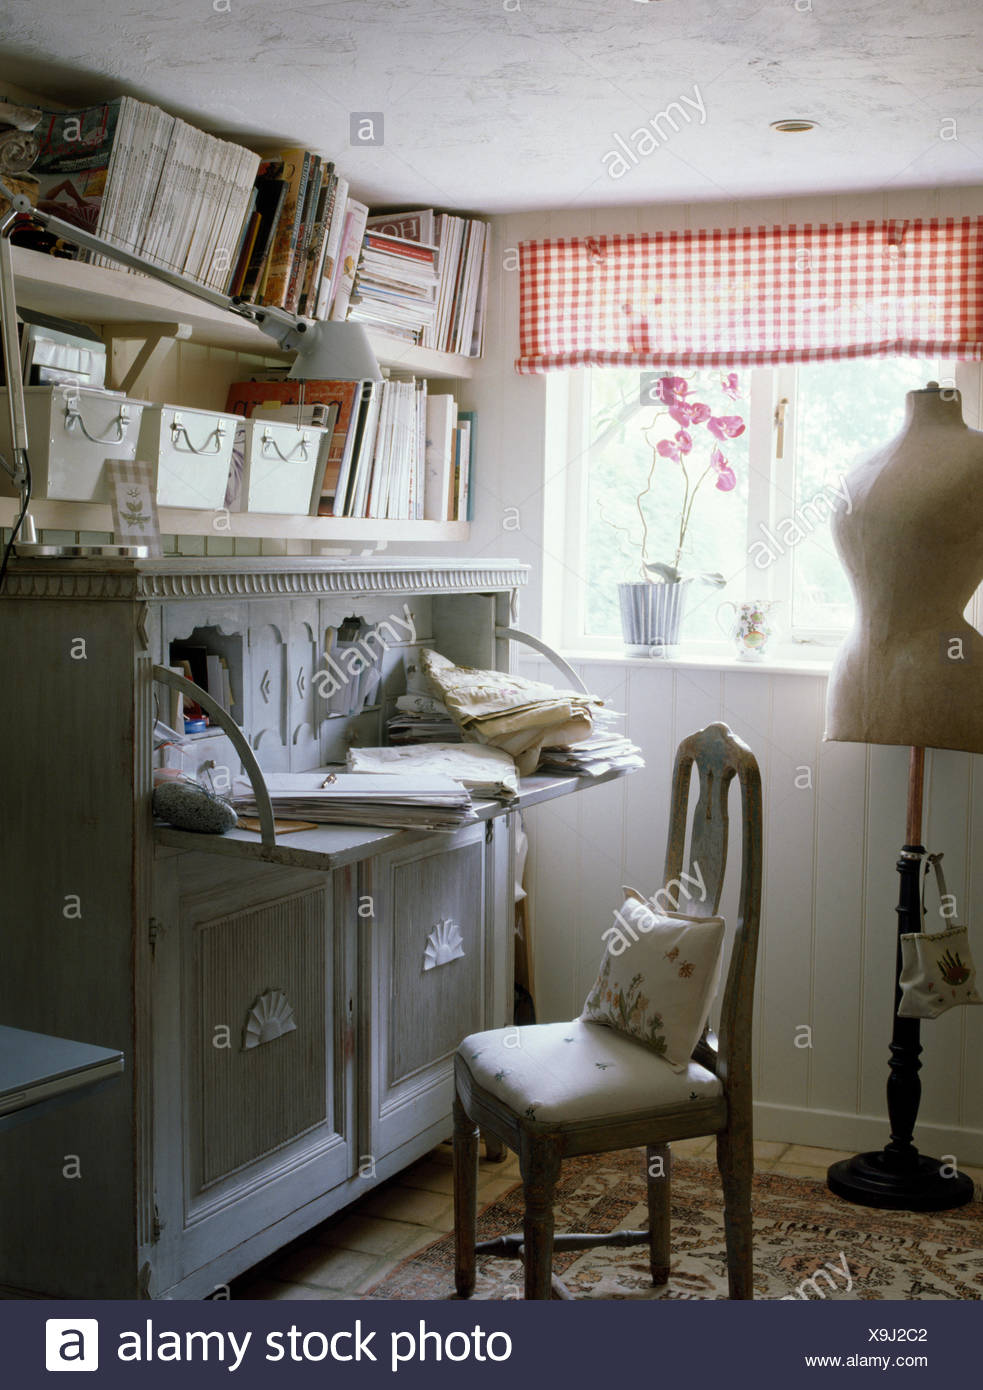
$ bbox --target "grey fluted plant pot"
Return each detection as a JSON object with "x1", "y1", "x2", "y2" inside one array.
[{"x1": 618, "y1": 579, "x2": 691, "y2": 656}]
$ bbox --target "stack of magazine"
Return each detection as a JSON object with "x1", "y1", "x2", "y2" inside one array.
[
  {"x1": 348, "y1": 228, "x2": 439, "y2": 343},
  {"x1": 232, "y1": 772, "x2": 476, "y2": 831},
  {"x1": 29, "y1": 98, "x2": 259, "y2": 291}
]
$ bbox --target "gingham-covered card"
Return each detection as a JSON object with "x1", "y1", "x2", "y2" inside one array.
[{"x1": 106, "y1": 458, "x2": 161, "y2": 554}]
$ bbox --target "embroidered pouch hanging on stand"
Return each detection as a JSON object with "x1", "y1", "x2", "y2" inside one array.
[{"x1": 898, "y1": 852, "x2": 982, "y2": 1018}]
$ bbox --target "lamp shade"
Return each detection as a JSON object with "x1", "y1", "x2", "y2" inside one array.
[{"x1": 287, "y1": 320, "x2": 383, "y2": 382}]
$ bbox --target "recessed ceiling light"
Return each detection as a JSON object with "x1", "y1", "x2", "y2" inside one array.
[{"x1": 770, "y1": 119, "x2": 818, "y2": 133}]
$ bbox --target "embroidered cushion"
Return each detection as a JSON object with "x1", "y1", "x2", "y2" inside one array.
[
  {"x1": 580, "y1": 895, "x2": 725, "y2": 1071},
  {"x1": 457, "y1": 1020, "x2": 722, "y2": 1126}
]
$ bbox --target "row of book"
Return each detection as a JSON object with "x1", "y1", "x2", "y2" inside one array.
[
  {"x1": 19, "y1": 97, "x2": 489, "y2": 353},
  {"x1": 225, "y1": 374, "x2": 474, "y2": 522},
  {"x1": 231, "y1": 154, "x2": 362, "y2": 318},
  {"x1": 348, "y1": 210, "x2": 490, "y2": 355}
]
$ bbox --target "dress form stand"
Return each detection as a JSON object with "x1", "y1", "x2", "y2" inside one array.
[
  {"x1": 827, "y1": 748, "x2": 974, "y2": 1210},
  {"x1": 824, "y1": 383, "x2": 982, "y2": 1211}
]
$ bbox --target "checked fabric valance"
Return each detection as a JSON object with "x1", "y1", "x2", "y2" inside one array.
[{"x1": 514, "y1": 218, "x2": 983, "y2": 373}]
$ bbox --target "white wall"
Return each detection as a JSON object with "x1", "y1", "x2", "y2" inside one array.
[{"x1": 469, "y1": 185, "x2": 983, "y2": 1163}]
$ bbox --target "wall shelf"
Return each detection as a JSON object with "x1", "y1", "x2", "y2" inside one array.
[
  {"x1": 11, "y1": 244, "x2": 478, "y2": 380},
  {"x1": 0, "y1": 495, "x2": 470, "y2": 543}
]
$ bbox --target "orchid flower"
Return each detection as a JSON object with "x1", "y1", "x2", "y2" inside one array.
[
  {"x1": 627, "y1": 370, "x2": 745, "y2": 576},
  {"x1": 707, "y1": 414, "x2": 746, "y2": 441},
  {"x1": 656, "y1": 438, "x2": 680, "y2": 463}
]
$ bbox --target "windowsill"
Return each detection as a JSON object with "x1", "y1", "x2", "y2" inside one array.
[{"x1": 544, "y1": 646, "x2": 837, "y2": 677}]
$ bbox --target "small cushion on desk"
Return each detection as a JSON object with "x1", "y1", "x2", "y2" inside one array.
[{"x1": 457, "y1": 1019, "x2": 722, "y2": 1126}]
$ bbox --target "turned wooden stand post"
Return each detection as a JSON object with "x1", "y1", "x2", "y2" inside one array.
[{"x1": 827, "y1": 748, "x2": 974, "y2": 1211}]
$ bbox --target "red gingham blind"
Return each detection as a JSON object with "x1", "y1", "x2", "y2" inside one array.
[{"x1": 514, "y1": 219, "x2": 983, "y2": 373}]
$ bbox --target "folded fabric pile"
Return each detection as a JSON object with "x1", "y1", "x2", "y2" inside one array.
[
  {"x1": 347, "y1": 742, "x2": 518, "y2": 800},
  {"x1": 420, "y1": 648, "x2": 605, "y2": 776},
  {"x1": 386, "y1": 692, "x2": 462, "y2": 744}
]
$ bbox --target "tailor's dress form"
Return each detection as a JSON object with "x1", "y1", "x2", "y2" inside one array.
[{"x1": 825, "y1": 389, "x2": 983, "y2": 754}]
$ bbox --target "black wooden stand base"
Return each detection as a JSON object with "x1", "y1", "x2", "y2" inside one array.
[
  {"x1": 827, "y1": 1150, "x2": 974, "y2": 1212},
  {"x1": 826, "y1": 749, "x2": 976, "y2": 1214}
]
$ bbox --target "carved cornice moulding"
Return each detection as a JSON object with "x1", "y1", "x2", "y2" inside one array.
[{"x1": 3, "y1": 558, "x2": 529, "y2": 601}]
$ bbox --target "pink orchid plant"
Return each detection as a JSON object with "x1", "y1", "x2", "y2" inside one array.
[{"x1": 637, "y1": 372, "x2": 746, "y2": 584}]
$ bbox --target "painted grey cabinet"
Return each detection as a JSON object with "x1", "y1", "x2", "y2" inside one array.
[
  {"x1": 150, "y1": 854, "x2": 356, "y2": 1296},
  {"x1": 0, "y1": 554, "x2": 617, "y2": 1299},
  {"x1": 366, "y1": 826, "x2": 489, "y2": 1160}
]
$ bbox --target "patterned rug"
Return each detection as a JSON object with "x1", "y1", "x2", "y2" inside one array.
[{"x1": 368, "y1": 1152, "x2": 983, "y2": 1300}]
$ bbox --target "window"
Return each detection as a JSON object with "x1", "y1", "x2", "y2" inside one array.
[{"x1": 556, "y1": 357, "x2": 961, "y2": 653}]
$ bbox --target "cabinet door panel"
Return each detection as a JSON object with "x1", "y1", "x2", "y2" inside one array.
[
  {"x1": 153, "y1": 856, "x2": 353, "y2": 1287},
  {"x1": 368, "y1": 827, "x2": 486, "y2": 1156},
  {"x1": 194, "y1": 888, "x2": 328, "y2": 1188}
]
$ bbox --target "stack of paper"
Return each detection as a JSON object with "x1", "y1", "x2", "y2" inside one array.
[
  {"x1": 539, "y1": 732, "x2": 645, "y2": 778},
  {"x1": 232, "y1": 772, "x2": 476, "y2": 831},
  {"x1": 347, "y1": 744, "x2": 518, "y2": 800},
  {"x1": 387, "y1": 693, "x2": 461, "y2": 744}
]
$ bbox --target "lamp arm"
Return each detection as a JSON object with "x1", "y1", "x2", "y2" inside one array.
[
  {"x1": 0, "y1": 177, "x2": 308, "y2": 354},
  {"x1": 0, "y1": 205, "x2": 29, "y2": 486}
]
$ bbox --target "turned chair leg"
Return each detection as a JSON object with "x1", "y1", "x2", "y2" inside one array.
[
  {"x1": 483, "y1": 1131, "x2": 509, "y2": 1163},
  {"x1": 717, "y1": 1128, "x2": 754, "y2": 1300},
  {"x1": 453, "y1": 1098, "x2": 480, "y2": 1297},
  {"x1": 519, "y1": 1138, "x2": 561, "y2": 1300},
  {"x1": 646, "y1": 1142, "x2": 671, "y2": 1285}
]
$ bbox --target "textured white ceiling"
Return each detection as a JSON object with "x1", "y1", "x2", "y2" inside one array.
[{"x1": 2, "y1": 0, "x2": 982, "y2": 212}]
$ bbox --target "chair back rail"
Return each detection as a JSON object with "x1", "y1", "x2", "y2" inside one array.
[{"x1": 662, "y1": 723, "x2": 763, "y2": 1100}]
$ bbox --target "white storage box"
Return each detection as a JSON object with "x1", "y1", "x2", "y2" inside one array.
[
  {"x1": 0, "y1": 385, "x2": 145, "y2": 502},
  {"x1": 233, "y1": 417, "x2": 330, "y2": 515},
  {"x1": 140, "y1": 404, "x2": 238, "y2": 510}
]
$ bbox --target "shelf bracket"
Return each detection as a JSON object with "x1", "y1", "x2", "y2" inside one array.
[{"x1": 102, "y1": 320, "x2": 193, "y2": 395}]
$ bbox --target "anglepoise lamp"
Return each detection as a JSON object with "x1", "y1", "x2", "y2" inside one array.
[
  {"x1": 0, "y1": 175, "x2": 382, "y2": 557},
  {"x1": 824, "y1": 382, "x2": 981, "y2": 1212}
]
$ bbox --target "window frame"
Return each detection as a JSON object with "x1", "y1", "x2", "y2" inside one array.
[{"x1": 550, "y1": 360, "x2": 979, "y2": 657}]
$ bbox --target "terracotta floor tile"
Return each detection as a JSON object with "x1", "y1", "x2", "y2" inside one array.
[
  {"x1": 311, "y1": 1213, "x2": 437, "y2": 1257},
  {"x1": 360, "y1": 1183, "x2": 455, "y2": 1230},
  {"x1": 778, "y1": 1145, "x2": 854, "y2": 1168},
  {"x1": 753, "y1": 1141, "x2": 790, "y2": 1161},
  {"x1": 398, "y1": 1159, "x2": 456, "y2": 1195},
  {"x1": 234, "y1": 1278, "x2": 340, "y2": 1301},
  {"x1": 670, "y1": 1137, "x2": 714, "y2": 1157},
  {"x1": 476, "y1": 1177, "x2": 521, "y2": 1208},
  {"x1": 266, "y1": 1243, "x2": 380, "y2": 1292}
]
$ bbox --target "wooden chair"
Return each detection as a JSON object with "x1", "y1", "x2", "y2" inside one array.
[{"x1": 453, "y1": 722, "x2": 763, "y2": 1300}]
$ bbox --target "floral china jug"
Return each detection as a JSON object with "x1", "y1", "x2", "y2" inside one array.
[{"x1": 717, "y1": 599, "x2": 779, "y2": 661}]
